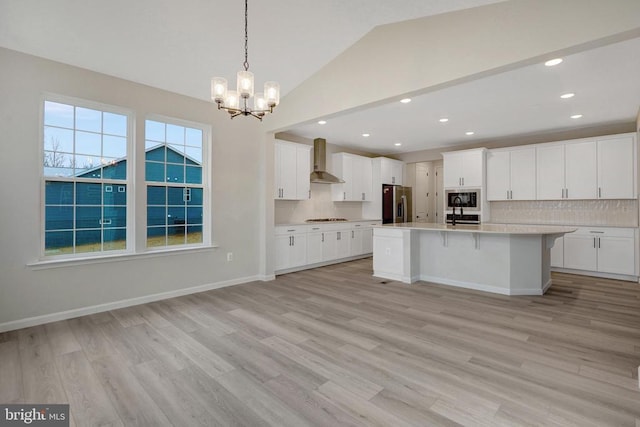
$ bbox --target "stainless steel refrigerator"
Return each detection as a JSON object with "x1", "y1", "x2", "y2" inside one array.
[{"x1": 382, "y1": 185, "x2": 413, "y2": 224}]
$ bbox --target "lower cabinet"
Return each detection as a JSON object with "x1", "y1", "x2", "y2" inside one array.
[
  {"x1": 555, "y1": 227, "x2": 637, "y2": 277},
  {"x1": 276, "y1": 221, "x2": 380, "y2": 273},
  {"x1": 275, "y1": 226, "x2": 307, "y2": 271}
]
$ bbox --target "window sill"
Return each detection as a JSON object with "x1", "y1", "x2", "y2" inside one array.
[{"x1": 27, "y1": 244, "x2": 220, "y2": 270}]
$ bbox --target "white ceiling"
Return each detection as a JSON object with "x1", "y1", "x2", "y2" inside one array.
[
  {"x1": 286, "y1": 37, "x2": 640, "y2": 154},
  {"x1": 1, "y1": 0, "x2": 637, "y2": 156}
]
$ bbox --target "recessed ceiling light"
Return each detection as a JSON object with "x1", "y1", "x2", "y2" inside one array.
[
  {"x1": 439, "y1": 118, "x2": 449, "y2": 123},
  {"x1": 317, "y1": 120, "x2": 327, "y2": 125},
  {"x1": 465, "y1": 131, "x2": 475, "y2": 136},
  {"x1": 394, "y1": 142, "x2": 402, "y2": 146},
  {"x1": 362, "y1": 133, "x2": 370, "y2": 137},
  {"x1": 400, "y1": 98, "x2": 412, "y2": 104},
  {"x1": 560, "y1": 93, "x2": 575, "y2": 99},
  {"x1": 545, "y1": 58, "x2": 563, "y2": 67},
  {"x1": 570, "y1": 114, "x2": 583, "y2": 119}
]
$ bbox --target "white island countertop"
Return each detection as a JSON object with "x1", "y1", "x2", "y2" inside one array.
[{"x1": 377, "y1": 222, "x2": 577, "y2": 235}]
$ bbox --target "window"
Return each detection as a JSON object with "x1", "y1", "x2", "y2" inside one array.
[
  {"x1": 145, "y1": 119, "x2": 205, "y2": 248},
  {"x1": 43, "y1": 99, "x2": 130, "y2": 256}
]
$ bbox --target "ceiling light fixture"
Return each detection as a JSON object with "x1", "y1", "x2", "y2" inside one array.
[
  {"x1": 394, "y1": 142, "x2": 402, "y2": 146},
  {"x1": 545, "y1": 58, "x2": 563, "y2": 67},
  {"x1": 362, "y1": 133, "x2": 370, "y2": 137},
  {"x1": 211, "y1": 0, "x2": 279, "y2": 120},
  {"x1": 570, "y1": 114, "x2": 583, "y2": 119},
  {"x1": 400, "y1": 98, "x2": 412, "y2": 104},
  {"x1": 439, "y1": 118, "x2": 449, "y2": 123},
  {"x1": 560, "y1": 93, "x2": 575, "y2": 99},
  {"x1": 465, "y1": 131, "x2": 475, "y2": 136},
  {"x1": 318, "y1": 120, "x2": 327, "y2": 125}
]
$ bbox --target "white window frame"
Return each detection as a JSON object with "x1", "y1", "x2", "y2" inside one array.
[
  {"x1": 40, "y1": 93, "x2": 135, "y2": 260},
  {"x1": 144, "y1": 114, "x2": 212, "y2": 251}
]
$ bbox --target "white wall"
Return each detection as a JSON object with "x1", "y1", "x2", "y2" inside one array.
[{"x1": 0, "y1": 47, "x2": 267, "y2": 328}]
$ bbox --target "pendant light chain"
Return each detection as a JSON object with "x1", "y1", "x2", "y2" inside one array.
[{"x1": 243, "y1": 0, "x2": 249, "y2": 72}]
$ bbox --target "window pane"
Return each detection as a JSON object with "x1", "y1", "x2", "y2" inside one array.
[
  {"x1": 75, "y1": 229, "x2": 102, "y2": 252},
  {"x1": 45, "y1": 231, "x2": 74, "y2": 254},
  {"x1": 145, "y1": 120, "x2": 165, "y2": 142},
  {"x1": 145, "y1": 161, "x2": 165, "y2": 182},
  {"x1": 185, "y1": 146, "x2": 202, "y2": 164},
  {"x1": 147, "y1": 186, "x2": 166, "y2": 205},
  {"x1": 185, "y1": 128, "x2": 202, "y2": 148},
  {"x1": 102, "y1": 160, "x2": 127, "y2": 180},
  {"x1": 45, "y1": 206, "x2": 73, "y2": 230},
  {"x1": 186, "y1": 166, "x2": 202, "y2": 184},
  {"x1": 167, "y1": 145, "x2": 185, "y2": 164},
  {"x1": 166, "y1": 124, "x2": 184, "y2": 144},
  {"x1": 45, "y1": 181, "x2": 74, "y2": 205},
  {"x1": 76, "y1": 183, "x2": 102, "y2": 204},
  {"x1": 145, "y1": 145, "x2": 165, "y2": 162},
  {"x1": 75, "y1": 131, "x2": 101, "y2": 156},
  {"x1": 104, "y1": 228, "x2": 126, "y2": 251},
  {"x1": 103, "y1": 112, "x2": 127, "y2": 136},
  {"x1": 188, "y1": 188, "x2": 203, "y2": 205},
  {"x1": 167, "y1": 206, "x2": 185, "y2": 225},
  {"x1": 103, "y1": 135, "x2": 127, "y2": 158},
  {"x1": 167, "y1": 227, "x2": 186, "y2": 245},
  {"x1": 167, "y1": 187, "x2": 185, "y2": 205},
  {"x1": 166, "y1": 164, "x2": 184, "y2": 183},
  {"x1": 75, "y1": 107, "x2": 102, "y2": 132},
  {"x1": 76, "y1": 206, "x2": 101, "y2": 228},
  {"x1": 44, "y1": 102, "x2": 74, "y2": 129},
  {"x1": 103, "y1": 184, "x2": 127, "y2": 205},
  {"x1": 103, "y1": 206, "x2": 126, "y2": 227},
  {"x1": 147, "y1": 227, "x2": 166, "y2": 247},
  {"x1": 187, "y1": 207, "x2": 202, "y2": 224},
  {"x1": 187, "y1": 225, "x2": 203, "y2": 244},
  {"x1": 44, "y1": 126, "x2": 74, "y2": 153},
  {"x1": 43, "y1": 148, "x2": 75, "y2": 177},
  {"x1": 147, "y1": 207, "x2": 166, "y2": 226}
]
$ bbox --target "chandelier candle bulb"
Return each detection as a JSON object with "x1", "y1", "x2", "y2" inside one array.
[
  {"x1": 211, "y1": 77, "x2": 228, "y2": 103},
  {"x1": 237, "y1": 70, "x2": 254, "y2": 98},
  {"x1": 225, "y1": 90, "x2": 240, "y2": 111},
  {"x1": 265, "y1": 81, "x2": 280, "y2": 107},
  {"x1": 253, "y1": 92, "x2": 267, "y2": 111}
]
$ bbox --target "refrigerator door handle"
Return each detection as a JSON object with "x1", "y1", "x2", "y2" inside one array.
[{"x1": 401, "y1": 195, "x2": 407, "y2": 223}]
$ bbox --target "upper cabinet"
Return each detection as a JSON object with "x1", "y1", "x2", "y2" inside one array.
[
  {"x1": 442, "y1": 148, "x2": 485, "y2": 188},
  {"x1": 379, "y1": 158, "x2": 404, "y2": 185},
  {"x1": 487, "y1": 147, "x2": 536, "y2": 201},
  {"x1": 274, "y1": 140, "x2": 311, "y2": 200},
  {"x1": 331, "y1": 153, "x2": 373, "y2": 201},
  {"x1": 535, "y1": 133, "x2": 636, "y2": 200}
]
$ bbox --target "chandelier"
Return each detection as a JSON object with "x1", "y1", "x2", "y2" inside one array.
[{"x1": 211, "y1": 0, "x2": 279, "y2": 120}]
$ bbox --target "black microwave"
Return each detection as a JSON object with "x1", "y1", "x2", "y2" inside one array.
[{"x1": 446, "y1": 190, "x2": 479, "y2": 210}]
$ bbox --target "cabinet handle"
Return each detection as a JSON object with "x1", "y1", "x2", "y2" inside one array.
[
  {"x1": 598, "y1": 187, "x2": 601, "y2": 198},
  {"x1": 462, "y1": 177, "x2": 464, "y2": 186},
  {"x1": 343, "y1": 192, "x2": 346, "y2": 201},
  {"x1": 362, "y1": 192, "x2": 365, "y2": 201},
  {"x1": 507, "y1": 190, "x2": 509, "y2": 199},
  {"x1": 309, "y1": 189, "x2": 311, "y2": 199},
  {"x1": 292, "y1": 236, "x2": 295, "y2": 246},
  {"x1": 352, "y1": 230, "x2": 354, "y2": 238},
  {"x1": 322, "y1": 233, "x2": 324, "y2": 242},
  {"x1": 598, "y1": 237, "x2": 601, "y2": 249},
  {"x1": 593, "y1": 237, "x2": 596, "y2": 248},
  {"x1": 565, "y1": 188, "x2": 568, "y2": 198},
  {"x1": 289, "y1": 236, "x2": 293, "y2": 246}
]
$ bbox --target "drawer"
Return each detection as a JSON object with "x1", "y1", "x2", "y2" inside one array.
[
  {"x1": 572, "y1": 227, "x2": 635, "y2": 238},
  {"x1": 275, "y1": 225, "x2": 308, "y2": 235}
]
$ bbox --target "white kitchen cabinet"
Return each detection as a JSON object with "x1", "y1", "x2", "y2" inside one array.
[
  {"x1": 336, "y1": 230, "x2": 350, "y2": 259},
  {"x1": 362, "y1": 227, "x2": 374, "y2": 254},
  {"x1": 274, "y1": 225, "x2": 307, "y2": 270},
  {"x1": 442, "y1": 149, "x2": 484, "y2": 188},
  {"x1": 306, "y1": 226, "x2": 323, "y2": 265},
  {"x1": 597, "y1": 135, "x2": 636, "y2": 199},
  {"x1": 536, "y1": 134, "x2": 636, "y2": 201},
  {"x1": 274, "y1": 140, "x2": 311, "y2": 200},
  {"x1": 350, "y1": 226, "x2": 364, "y2": 256},
  {"x1": 321, "y1": 231, "x2": 338, "y2": 262},
  {"x1": 332, "y1": 153, "x2": 373, "y2": 201},
  {"x1": 379, "y1": 158, "x2": 404, "y2": 185},
  {"x1": 565, "y1": 141, "x2": 597, "y2": 199},
  {"x1": 487, "y1": 147, "x2": 536, "y2": 200},
  {"x1": 536, "y1": 145, "x2": 565, "y2": 200},
  {"x1": 563, "y1": 227, "x2": 636, "y2": 276}
]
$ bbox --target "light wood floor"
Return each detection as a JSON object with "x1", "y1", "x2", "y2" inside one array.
[{"x1": 1, "y1": 258, "x2": 639, "y2": 426}]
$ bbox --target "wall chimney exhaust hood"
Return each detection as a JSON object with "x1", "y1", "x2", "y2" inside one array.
[{"x1": 310, "y1": 138, "x2": 344, "y2": 184}]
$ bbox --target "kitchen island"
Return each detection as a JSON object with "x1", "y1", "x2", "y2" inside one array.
[{"x1": 373, "y1": 223, "x2": 576, "y2": 295}]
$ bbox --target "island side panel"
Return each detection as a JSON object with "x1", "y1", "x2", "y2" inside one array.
[
  {"x1": 373, "y1": 228, "x2": 420, "y2": 283},
  {"x1": 418, "y1": 231, "x2": 513, "y2": 294},
  {"x1": 508, "y1": 235, "x2": 549, "y2": 295}
]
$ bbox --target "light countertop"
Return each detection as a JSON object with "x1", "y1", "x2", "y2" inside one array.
[
  {"x1": 276, "y1": 219, "x2": 382, "y2": 226},
  {"x1": 377, "y1": 222, "x2": 577, "y2": 235}
]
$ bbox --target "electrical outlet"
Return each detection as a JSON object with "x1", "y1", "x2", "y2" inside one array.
[
  {"x1": 385, "y1": 248, "x2": 391, "y2": 255},
  {"x1": 227, "y1": 252, "x2": 233, "y2": 262}
]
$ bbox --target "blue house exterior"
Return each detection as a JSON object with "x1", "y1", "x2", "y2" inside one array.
[{"x1": 44, "y1": 145, "x2": 203, "y2": 253}]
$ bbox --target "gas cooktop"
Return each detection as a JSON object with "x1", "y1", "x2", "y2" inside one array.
[{"x1": 305, "y1": 218, "x2": 349, "y2": 222}]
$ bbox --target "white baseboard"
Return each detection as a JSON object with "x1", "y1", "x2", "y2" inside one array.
[
  {"x1": 420, "y1": 274, "x2": 513, "y2": 295},
  {"x1": 0, "y1": 274, "x2": 263, "y2": 333}
]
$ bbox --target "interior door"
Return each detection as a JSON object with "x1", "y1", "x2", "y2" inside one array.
[
  {"x1": 435, "y1": 166, "x2": 443, "y2": 223},
  {"x1": 415, "y1": 163, "x2": 428, "y2": 222}
]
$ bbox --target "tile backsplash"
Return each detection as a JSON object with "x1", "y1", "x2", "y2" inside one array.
[
  {"x1": 275, "y1": 184, "x2": 368, "y2": 224},
  {"x1": 489, "y1": 200, "x2": 638, "y2": 227}
]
